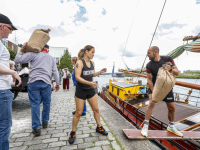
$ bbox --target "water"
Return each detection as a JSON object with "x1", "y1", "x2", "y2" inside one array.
[{"x1": 94, "y1": 76, "x2": 200, "y2": 107}]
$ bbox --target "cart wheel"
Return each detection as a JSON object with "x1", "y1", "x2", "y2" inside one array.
[{"x1": 13, "y1": 91, "x2": 18, "y2": 100}]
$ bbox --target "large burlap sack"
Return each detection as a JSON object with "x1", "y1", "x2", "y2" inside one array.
[
  {"x1": 25, "y1": 29, "x2": 51, "y2": 53},
  {"x1": 152, "y1": 67, "x2": 176, "y2": 103}
]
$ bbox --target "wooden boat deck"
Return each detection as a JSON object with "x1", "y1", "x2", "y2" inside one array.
[{"x1": 139, "y1": 102, "x2": 200, "y2": 124}]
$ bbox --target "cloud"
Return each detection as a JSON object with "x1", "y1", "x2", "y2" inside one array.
[
  {"x1": 28, "y1": 25, "x2": 70, "y2": 37},
  {"x1": 155, "y1": 31, "x2": 173, "y2": 37},
  {"x1": 112, "y1": 27, "x2": 118, "y2": 32},
  {"x1": 123, "y1": 51, "x2": 141, "y2": 58},
  {"x1": 102, "y1": 8, "x2": 106, "y2": 15},
  {"x1": 2, "y1": 0, "x2": 200, "y2": 72},
  {"x1": 94, "y1": 54, "x2": 107, "y2": 60},
  {"x1": 192, "y1": 26, "x2": 200, "y2": 34},
  {"x1": 73, "y1": 5, "x2": 88, "y2": 24},
  {"x1": 66, "y1": 0, "x2": 82, "y2": 2},
  {"x1": 118, "y1": 45, "x2": 142, "y2": 58},
  {"x1": 152, "y1": 22, "x2": 187, "y2": 37},
  {"x1": 159, "y1": 22, "x2": 186, "y2": 30}
]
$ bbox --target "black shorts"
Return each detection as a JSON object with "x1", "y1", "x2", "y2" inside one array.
[
  {"x1": 148, "y1": 88, "x2": 174, "y2": 102},
  {"x1": 75, "y1": 88, "x2": 96, "y2": 100}
]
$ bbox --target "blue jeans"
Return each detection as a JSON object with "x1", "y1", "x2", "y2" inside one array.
[
  {"x1": 0, "y1": 90, "x2": 13, "y2": 150},
  {"x1": 28, "y1": 80, "x2": 51, "y2": 129},
  {"x1": 82, "y1": 101, "x2": 87, "y2": 114},
  {"x1": 59, "y1": 75, "x2": 62, "y2": 84}
]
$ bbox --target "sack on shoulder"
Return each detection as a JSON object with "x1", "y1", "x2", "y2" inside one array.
[
  {"x1": 25, "y1": 29, "x2": 51, "y2": 53},
  {"x1": 152, "y1": 67, "x2": 176, "y2": 103}
]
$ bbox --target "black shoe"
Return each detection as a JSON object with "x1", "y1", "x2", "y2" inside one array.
[
  {"x1": 32, "y1": 128, "x2": 41, "y2": 136},
  {"x1": 72, "y1": 111, "x2": 76, "y2": 115},
  {"x1": 81, "y1": 113, "x2": 86, "y2": 116},
  {"x1": 69, "y1": 131, "x2": 76, "y2": 144},
  {"x1": 42, "y1": 122, "x2": 48, "y2": 128},
  {"x1": 96, "y1": 126, "x2": 108, "y2": 136}
]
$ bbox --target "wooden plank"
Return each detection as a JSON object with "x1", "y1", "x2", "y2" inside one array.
[{"x1": 123, "y1": 129, "x2": 200, "y2": 140}]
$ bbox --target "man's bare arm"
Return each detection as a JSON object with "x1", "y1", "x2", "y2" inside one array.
[
  {"x1": 171, "y1": 65, "x2": 179, "y2": 76},
  {"x1": 147, "y1": 73, "x2": 154, "y2": 92},
  {"x1": 164, "y1": 64, "x2": 179, "y2": 76}
]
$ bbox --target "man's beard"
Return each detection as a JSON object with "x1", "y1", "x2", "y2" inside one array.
[
  {"x1": 149, "y1": 54, "x2": 155, "y2": 61},
  {"x1": 149, "y1": 56, "x2": 155, "y2": 61}
]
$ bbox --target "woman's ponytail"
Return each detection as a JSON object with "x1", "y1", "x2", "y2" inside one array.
[{"x1": 78, "y1": 49, "x2": 84, "y2": 60}]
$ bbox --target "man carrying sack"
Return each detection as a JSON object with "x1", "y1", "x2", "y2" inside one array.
[
  {"x1": 14, "y1": 43, "x2": 60, "y2": 136},
  {"x1": 141, "y1": 46, "x2": 183, "y2": 137}
]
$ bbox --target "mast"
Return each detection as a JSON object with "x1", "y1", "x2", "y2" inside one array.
[{"x1": 119, "y1": 69, "x2": 200, "y2": 90}]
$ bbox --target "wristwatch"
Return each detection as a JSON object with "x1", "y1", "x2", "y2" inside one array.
[{"x1": 169, "y1": 68, "x2": 172, "y2": 72}]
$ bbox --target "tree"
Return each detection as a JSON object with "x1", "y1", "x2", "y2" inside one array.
[
  {"x1": 18, "y1": 44, "x2": 23, "y2": 48},
  {"x1": 7, "y1": 47, "x2": 17, "y2": 60},
  {"x1": 58, "y1": 49, "x2": 73, "y2": 73}
]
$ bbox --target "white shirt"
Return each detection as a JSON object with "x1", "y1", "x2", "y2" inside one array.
[
  {"x1": 0, "y1": 41, "x2": 12, "y2": 90},
  {"x1": 62, "y1": 69, "x2": 70, "y2": 78},
  {"x1": 19, "y1": 67, "x2": 29, "y2": 75}
]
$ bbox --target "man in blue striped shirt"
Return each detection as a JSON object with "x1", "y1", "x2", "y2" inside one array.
[{"x1": 15, "y1": 43, "x2": 60, "y2": 136}]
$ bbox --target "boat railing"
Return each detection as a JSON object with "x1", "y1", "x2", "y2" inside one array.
[{"x1": 173, "y1": 92, "x2": 200, "y2": 107}]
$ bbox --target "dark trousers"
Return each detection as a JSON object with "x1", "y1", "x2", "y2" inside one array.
[{"x1": 63, "y1": 79, "x2": 69, "y2": 89}]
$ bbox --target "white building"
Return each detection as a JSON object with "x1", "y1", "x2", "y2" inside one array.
[{"x1": 49, "y1": 46, "x2": 68, "y2": 64}]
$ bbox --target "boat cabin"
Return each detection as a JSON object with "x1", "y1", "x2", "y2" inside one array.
[{"x1": 108, "y1": 79, "x2": 147, "y2": 101}]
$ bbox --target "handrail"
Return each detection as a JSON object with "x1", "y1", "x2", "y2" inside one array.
[{"x1": 119, "y1": 69, "x2": 200, "y2": 90}]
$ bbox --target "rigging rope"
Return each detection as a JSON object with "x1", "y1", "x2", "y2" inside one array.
[
  {"x1": 140, "y1": 0, "x2": 167, "y2": 73},
  {"x1": 119, "y1": 0, "x2": 140, "y2": 69}
]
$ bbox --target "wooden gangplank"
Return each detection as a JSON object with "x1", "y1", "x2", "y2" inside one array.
[{"x1": 123, "y1": 129, "x2": 200, "y2": 140}]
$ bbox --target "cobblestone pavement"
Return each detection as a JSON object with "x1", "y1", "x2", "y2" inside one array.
[{"x1": 9, "y1": 80, "x2": 122, "y2": 150}]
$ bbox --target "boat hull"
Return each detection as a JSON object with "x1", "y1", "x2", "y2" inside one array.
[{"x1": 100, "y1": 89, "x2": 200, "y2": 150}]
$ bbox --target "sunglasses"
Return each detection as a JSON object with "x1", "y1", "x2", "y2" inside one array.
[
  {"x1": 0, "y1": 25, "x2": 13, "y2": 32},
  {"x1": 5, "y1": 25, "x2": 13, "y2": 32}
]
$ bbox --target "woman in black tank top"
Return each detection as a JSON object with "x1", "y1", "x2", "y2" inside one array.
[{"x1": 69, "y1": 45, "x2": 108, "y2": 144}]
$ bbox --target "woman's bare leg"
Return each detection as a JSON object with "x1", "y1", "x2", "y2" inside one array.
[
  {"x1": 87, "y1": 95, "x2": 101, "y2": 127},
  {"x1": 72, "y1": 96, "x2": 85, "y2": 131}
]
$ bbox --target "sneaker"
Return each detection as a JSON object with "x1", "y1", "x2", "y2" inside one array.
[
  {"x1": 96, "y1": 126, "x2": 108, "y2": 135},
  {"x1": 81, "y1": 113, "x2": 86, "y2": 116},
  {"x1": 141, "y1": 125, "x2": 148, "y2": 137},
  {"x1": 69, "y1": 131, "x2": 76, "y2": 144},
  {"x1": 32, "y1": 128, "x2": 41, "y2": 136},
  {"x1": 72, "y1": 111, "x2": 76, "y2": 115},
  {"x1": 167, "y1": 126, "x2": 183, "y2": 137},
  {"x1": 42, "y1": 122, "x2": 48, "y2": 128}
]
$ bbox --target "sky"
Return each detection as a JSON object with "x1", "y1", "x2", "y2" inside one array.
[{"x1": 1, "y1": 0, "x2": 200, "y2": 73}]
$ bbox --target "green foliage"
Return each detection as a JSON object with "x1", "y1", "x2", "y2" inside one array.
[
  {"x1": 7, "y1": 47, "x2": 17, "y2": 60},
  {"x1": 18, "y1": 44, "x2": 23, "y2": 48},
  {"x1": 58, "y1": 49, "x2": 73, "y2": 73},
  {"x1": 176, "y1": 71, "x2": 200, "y2": 79}
]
